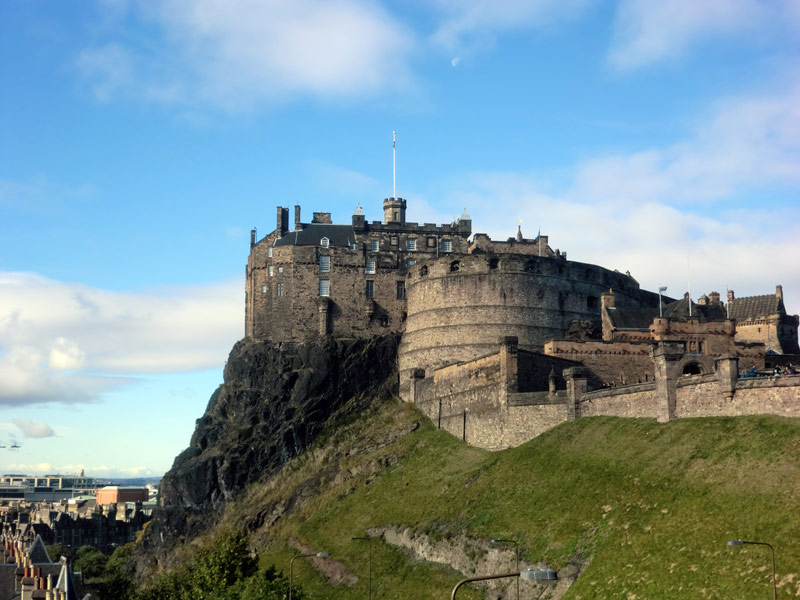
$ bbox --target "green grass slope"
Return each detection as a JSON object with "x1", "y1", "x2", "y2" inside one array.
[{"x1": 216, "y1": 395, "x2": 800, "y2": 599}]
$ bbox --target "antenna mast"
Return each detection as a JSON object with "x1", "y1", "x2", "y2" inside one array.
[{"x1": 392, "y1": 131, "x2": 397, "y2": 199}]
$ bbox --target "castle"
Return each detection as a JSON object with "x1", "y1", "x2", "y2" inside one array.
[{"x1": 246, "y1": 197, "x2": 800, "y2": 449}]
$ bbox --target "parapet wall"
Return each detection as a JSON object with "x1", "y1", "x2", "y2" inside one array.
[
  {"x1": 411, "y1": 340, "x2": 800, "y2": 451},
  {"x1": 399, "y1": 253, "x2": 658, "y2": 379}
]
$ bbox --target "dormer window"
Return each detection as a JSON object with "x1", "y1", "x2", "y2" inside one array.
[{"x1": 320, "y1": 237, "x2": 330, "y2": 248}]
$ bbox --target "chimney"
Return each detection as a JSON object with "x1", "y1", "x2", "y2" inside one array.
[
  {"x1": 727, "y1": 290, "x2": 735, "y2": 302},
  {"x1": 294, "y1": 205, "x2": 301, "y2": 231},
  {"x1": 709, "y1": 291, "x2": 720, "y2": 305},
  {"x1": 276, "y1": 206, "x2": 288, "y2": 236},
  {"x1": 776, "y1": 284, "x2": 784, "y2": 301},
  {"x1": 250, "y1": 229, "x2": 256, "y2": 249}
]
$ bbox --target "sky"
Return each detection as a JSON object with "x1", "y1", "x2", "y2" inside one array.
[{"x1": 1, "y1": 0, "x2": 799, "y2": 478}]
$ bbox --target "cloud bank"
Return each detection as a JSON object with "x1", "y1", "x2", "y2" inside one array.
[
  {"x1": 78, "y1": 0, "x2": 415, "y2": 110},
  {"x1": 0, "y1": 273, "x2": 241, "y2": 407}
]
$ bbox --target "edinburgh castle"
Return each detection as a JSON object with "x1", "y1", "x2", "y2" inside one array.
[{"x1": 246, "y1": 197, "x2": 800, "y2": 449}]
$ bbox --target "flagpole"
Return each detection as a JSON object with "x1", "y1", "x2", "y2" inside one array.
[{"x1": 392, "y1": 131, "x2": 396, "y2": 199}]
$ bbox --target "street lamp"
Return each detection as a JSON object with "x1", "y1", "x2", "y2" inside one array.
[
  {"x1": 350, "y1": 536, "x2": 372, "y2": 600},
  {"x1": 491, "y1": 538, "x2": 519, "y2": 600},
  {"x1": 727, "y1": 540, "x2": 777, "y2": 600},
  {"x1": 451, "y1": 568, "x2": 557, "y2": 600},
  {"x1": 289, "y1": 551, "x2": 330, "y2": 600}
]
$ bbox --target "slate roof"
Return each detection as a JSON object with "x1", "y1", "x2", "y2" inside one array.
[
  {"x1": 607, "y1": 296, "x2": 728, "y2": 330},
  {"x1": 273, "y1": 224, "x2": 357, "y2": 248},
  {"x1": 728, "y1": 294, "x2": 781, "y2": 321},
  {"x1": 605, "y1": 306, "x2": 658, "y2": 330}
]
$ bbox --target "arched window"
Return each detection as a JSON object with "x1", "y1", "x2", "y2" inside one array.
[{"x1": 320, "y1": 237, "x2": 329, "y2": 248}]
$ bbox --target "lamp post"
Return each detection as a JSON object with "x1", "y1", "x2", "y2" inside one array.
[
  {"x1": 658, "y1": 286, "x2": 667, "y2": 318},
  {"x1": 289, "y1": 551, "x2": 330, "y2": 600},
  {"x1": 727, "y1": 540, "x2": 777, "y2": 600},
  {"x1": 451, "y1": 568, "x2": 557, "y2": 600},
  {"x1": 491, "y1": 538, "x2": 519, "y2": 600},
  {"x1": 350, "y1": 536, "x2": 372, "y2": 600}
]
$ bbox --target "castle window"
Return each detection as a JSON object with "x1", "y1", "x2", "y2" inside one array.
[
  {"x1": 406, "y1": 238, "x2": 417, "y2": 251},
  {"x1": 268, "y1": 247, "x2": 273, "y2": 258},
  {"x1": 427, "y1": 237, "x2": 436, "y2": 248},
  {"x1": 489, "y1": 257, "x2": 499, "y2": 270},
  {"x1": 406, "y1": 258, "x2": 416, "y2": 268},
  {"x1": 365, "y1": 280, "x2": 374, "y2": 298},
  {"x1": 420, "y1": 266, "x2": 429, "y2": 277},
  {"x1": 268, "y1": 265, "x2": 274, "y2": 277},
  {"x1": 441, "y1": 239, "x2": 452, "y2": 253},
  {"x1": 380, "y1": 315, "x2": 389, "y2": 327},
  {"x1": 319, "y1": 255, "x2": 330, "y2": 272},
  {"x1": 276, "y1": 283, "x2": 284, "y2": 297},
  {"x1": 349, "y1": 242, "x2": 356, "y2": 251},
  {"x1": 587, "y1": 296, "x2": 598, "y2": 309},
  {"x1": 320, "y1": 237, "x2": 330, "y2": 248},
  {"x1": 278, "y1": 266, "x2": 284, "y2": 274},
  {"x1": 450, "y1": 260, "x2": 460, "y2": 272},
  {"x1": 396, "y1": 281, "x2": 406, "y2": 300},
  {"x1": 261, "y1": 285, "x2": 267, "y2": 293},
  {"x1": 319, "y1": 279, "x2": 330, "y2": 297},
  {"x1": 525, "y1": 259, "x2": 537, "y2": 272},
  {"x1": 371, "y1": 239, "x2": 379, "y2": 252},
  {"x1": 391, "y1": 236, "x2": 398, "y2": 246},
  {"x1": 366, "y1": 260, "x2": 376, "y2": 274}
]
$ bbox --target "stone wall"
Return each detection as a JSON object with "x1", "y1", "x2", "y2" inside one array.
[
  {"x1": 399, "y1": 253, "x2": 660, "y2": 379},
  {"x1": 246, "y1": 204, "x2": 471, "y2": 343},
  {"x1": 676, "y1": 374, "x2": 800, "y2": 417},
  {"x1": 579, "y1": 384, "x2": 659, "y2": 418},
  {"x1": 544, "y1": 340, "x2": 654, "y2": 385}
]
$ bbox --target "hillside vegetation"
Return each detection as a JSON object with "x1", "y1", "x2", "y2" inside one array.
[{"x1": 147, "y1": 391, "x2": 800, "y2": 599}]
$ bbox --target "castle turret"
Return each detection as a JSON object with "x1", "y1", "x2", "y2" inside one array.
[{"x1": 383, "y1": 197, "x2": 406, "y2": 224}]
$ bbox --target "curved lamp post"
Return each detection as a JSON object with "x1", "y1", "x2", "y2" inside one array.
[
  {"x1": 451, "y1": 568, "x2": 557, "y2": 600},
  {"x1": 350, "y1": 536, "x2": 373, "y2": 600},
  {"x1": 491, "y1": 538, "x2": 519, "y2": 600},
  {"x1": 727, "y1": 540, "x2": 777, "y2": 600},
  {"x1": 289, "y1": 551, "x2": 330, "y2": 600}
]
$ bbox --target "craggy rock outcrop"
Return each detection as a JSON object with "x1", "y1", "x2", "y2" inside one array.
[{"x1": 139, "y1": 334, "x2": 398, "y2": 567}]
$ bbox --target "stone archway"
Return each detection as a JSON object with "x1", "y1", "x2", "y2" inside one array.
[{"x1": 682, "y1": 361, "x2": 703, "y2": 376}]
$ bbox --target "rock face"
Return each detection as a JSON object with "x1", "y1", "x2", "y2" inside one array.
[{"x1": 139, "y1": 334, "x2": 399, "y2": 565}]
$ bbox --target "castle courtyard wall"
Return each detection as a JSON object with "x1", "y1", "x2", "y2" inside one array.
[{"x1": 579, "y1": 383, "x2": 659, "y2": 419}]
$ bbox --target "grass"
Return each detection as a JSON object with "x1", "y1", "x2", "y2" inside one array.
[{"x1": 209, "y1": 397, "x2": 800, "y2": 599}]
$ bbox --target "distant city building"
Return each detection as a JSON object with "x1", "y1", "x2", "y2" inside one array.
[{"x1": 95, "y1": 486, "x2": 148, "y2": 505}]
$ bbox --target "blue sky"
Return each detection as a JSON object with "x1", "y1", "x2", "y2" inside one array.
[{"x1": 2, "y1": 0, "x2": 799, "y2": 478}]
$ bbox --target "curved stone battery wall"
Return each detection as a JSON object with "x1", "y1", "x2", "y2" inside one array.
[{"x1": 398, "y1": 253, "x2": 656, "y2": 377}]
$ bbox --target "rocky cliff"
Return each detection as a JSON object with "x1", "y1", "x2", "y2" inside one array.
[{"x1": 138, "y1": 334, "x2": 399, "y2": 568}]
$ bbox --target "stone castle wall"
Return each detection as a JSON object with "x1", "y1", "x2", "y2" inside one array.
[
  {"x1": 399, "y1": 253, "x2": 659, "y2": 380},
  {"x1": 246, "y1": 207, "x2": 471, "y2": 343}
]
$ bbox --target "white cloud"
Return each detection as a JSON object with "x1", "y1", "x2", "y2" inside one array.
[
  {"x1": 608, "y1": 0, "x2": 781, "y2": 70},
  {"x1": 79, "y1": 0, "x2": 415, "y2": 110},
  {"x1": 430, "y1": 0, "x2": 593, "y2": 54},
  {"x1": 436, "y1": 82, "x2": 800, "y2": 316},
  {"x1": 0, "y1": 273, "x2": 241, "y2": 407},
  {"x1": 12, "y1": 419, "x2": 56, "y2": 439}
]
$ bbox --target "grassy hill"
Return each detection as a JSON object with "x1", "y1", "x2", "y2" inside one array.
[{"x1": 165, "y1": 391, "x2": 800, "y2": 599}]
